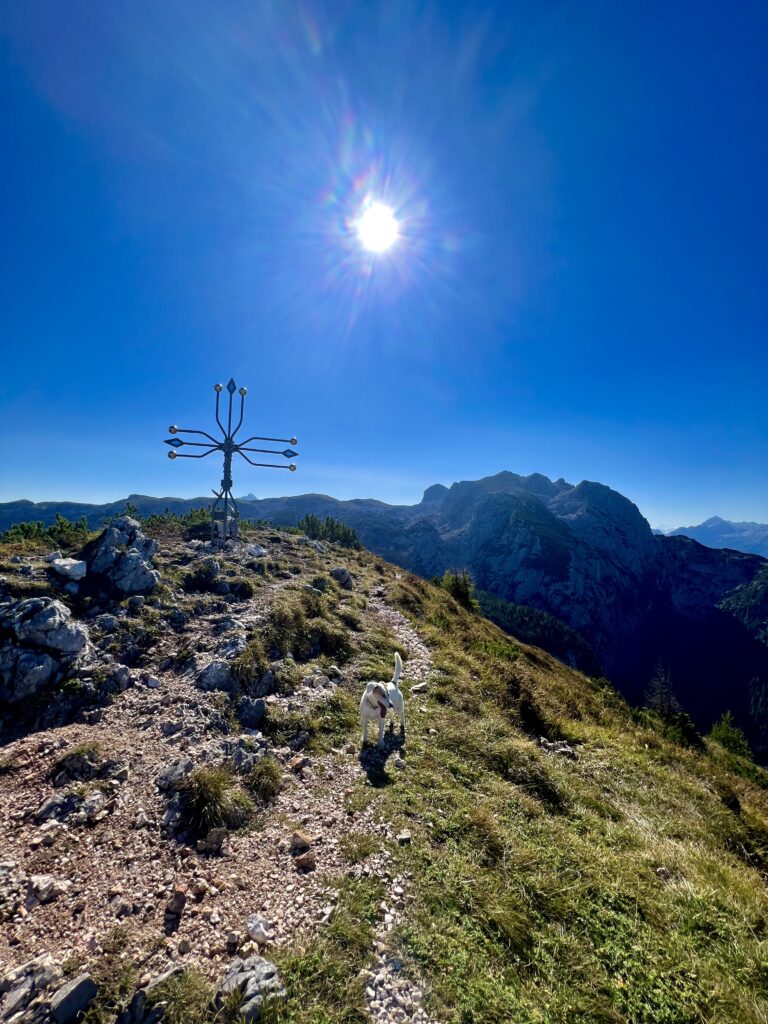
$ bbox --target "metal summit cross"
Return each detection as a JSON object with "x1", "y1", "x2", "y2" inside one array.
[{"x1": 164, "y1": 378, "x2": 299, "y2": 545}]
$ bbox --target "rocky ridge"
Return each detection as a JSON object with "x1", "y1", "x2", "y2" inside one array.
[
  {"x1": 0, "y1": 521, "x2": 438, "y2": 1023},
  {"x1": 5, "y1": 479, "x2": 768, "y2": 737}
]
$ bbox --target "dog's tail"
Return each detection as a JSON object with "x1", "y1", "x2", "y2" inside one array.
[{"x1": 391, "y1": 652, "x2": 403, "y2": 688}]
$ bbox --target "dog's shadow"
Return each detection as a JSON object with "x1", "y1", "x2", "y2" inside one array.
[{"x1": 358, "y1": 728, "x2": 406, "y2": 787}]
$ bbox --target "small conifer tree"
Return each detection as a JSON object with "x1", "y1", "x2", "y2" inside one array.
[
  {"x1": 645, "y1": 662, "x2": 681, "y2": 718},
  {"x1": 708, "y1": 711, "x2": 752, "y2": 759}
]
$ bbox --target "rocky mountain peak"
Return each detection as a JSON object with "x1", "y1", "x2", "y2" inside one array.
[
  {"x1": 547, "y1": 480, "x2": 654, "y2": 555},
  {"x1": 419, "y1": 483, "x2": 448, "y2": 504}
]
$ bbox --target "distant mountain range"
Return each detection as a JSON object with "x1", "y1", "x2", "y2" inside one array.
[
  {"x1": 3, "y1": 474, "x2": 768, "y2": 744},
  {"x1": 667, "y1": 516, "x2": 768, "y2": 558}
]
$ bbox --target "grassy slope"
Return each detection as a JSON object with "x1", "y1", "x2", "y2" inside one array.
[
  {"x1": 3, "y1": 523, "x2": 768, "y2": 1023},
  {"x1": 265, "y1": 548, "x2": 768, "y2": 1024}
]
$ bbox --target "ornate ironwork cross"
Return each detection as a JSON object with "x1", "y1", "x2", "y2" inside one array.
[{"x1": 164, "y1": 378, "x2": 298, "y2": 545}]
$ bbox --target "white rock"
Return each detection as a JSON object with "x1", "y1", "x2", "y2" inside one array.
[
  {"x1": 50, "y1": 558, "x2": 87, "y2": 581},
  {"x1": 246, "y1": 913, "x2": 274, "y2": 944}
]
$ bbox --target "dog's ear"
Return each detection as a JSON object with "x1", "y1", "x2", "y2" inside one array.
[{"x1": 364, "y1": 682, "x2": 375, "y2": 693}]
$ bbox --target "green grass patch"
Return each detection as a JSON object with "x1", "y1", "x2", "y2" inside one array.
[
  {"x1": 246, "y1": 757, "x2": 284, "y2": 803},
  {"x1": 81, "y1": 928, "x2": 136, "y2": 1024},
  {"x1": 339, "y1": 831, "x2": 380, "y2": 864},
  {"x1": 178, "y1": 766, "x2": 254, "y2": 838},
  {"x1": 265, "y1": 877, "x2": 383, "y2": 1024},
  {"x1": 265, "y1": 599, "x2": 353, "y2": 664},
  {"x1": 146, "y1": 970, "x2": 214, "y2": 1024},
  {"x1": 263, "y1": 691, "x2": 358, "y2": 752}
]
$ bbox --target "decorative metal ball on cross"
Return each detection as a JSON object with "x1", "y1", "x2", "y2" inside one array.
[{"x1": 163, "y1": 378, "x2": 298, "y2": 545}]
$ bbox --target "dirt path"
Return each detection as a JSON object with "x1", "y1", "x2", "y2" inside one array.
[{"x1": 362, "y1": 585, "x2": 439, "y2": 1024}]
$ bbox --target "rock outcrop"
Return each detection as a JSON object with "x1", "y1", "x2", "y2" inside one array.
[
  {"x1": 0, "y1": 598, "x2": 89, "y2": 704},
  {"x1": 215, "y1": 956, "x2": 285, "y2": 1021},
  {"x1": 83, "y1": 516, "x2": 159, "y2": 595}
]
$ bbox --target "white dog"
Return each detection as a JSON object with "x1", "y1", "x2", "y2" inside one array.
[{"x1": 360, "y1": 653, "x2": 406, "y2": 747}]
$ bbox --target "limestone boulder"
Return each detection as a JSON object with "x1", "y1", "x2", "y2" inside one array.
[
  {"x1": 84, "y1": 517, "x2": 159, "y2": 595},
  {"x1": 0, "y1": 598, "x2": 90, "y2": 705},
  {"x1": 50, "y1": 558, "x2": 87, "y2": 581},
  {"x1": 2, "y1": 598, "x2": 88, "y2": 655},
  {"x1": 216, "y1": 956, "x2": 285, "y2": 1022},
  {"x1": 196, "y1": 659, "x2": 234, "y2": 693}
]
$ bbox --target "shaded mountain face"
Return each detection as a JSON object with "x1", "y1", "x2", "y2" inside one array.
[
  {"x1": 669, "y1": 516, "x2": 768, "y2": 558},
  {"x1": 3, "y1": 472, "x2": 768, "y2": 736}
]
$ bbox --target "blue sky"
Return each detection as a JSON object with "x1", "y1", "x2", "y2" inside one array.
[{"x1": 1, "y1": 0, "x2": 766, "y2": 530}]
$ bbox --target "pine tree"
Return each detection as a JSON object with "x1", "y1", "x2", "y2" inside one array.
[
  {"x1": 645, "y1": 662, "x2": 681, "y2": 718},
  {"x1": 439, "y1": 570, "x2": 478, "y2": 612}
]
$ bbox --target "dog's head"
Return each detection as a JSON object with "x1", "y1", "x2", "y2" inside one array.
[{"x1": 365, "y1": 682, "x2": 392, "y2": 719}]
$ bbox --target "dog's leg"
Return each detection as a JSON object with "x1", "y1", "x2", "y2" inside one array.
[
  {"x1": 399, "y1": 709, "x2": 406, "y2": 733},
  {"x1": 377, "y1": 718, "x2": 385, "y2": 747},
  {"x1": 362, "y1": 718, "x2": 368, "y2": 745}
]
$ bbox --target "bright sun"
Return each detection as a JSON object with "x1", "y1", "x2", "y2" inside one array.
[{"x1": 355, "y1": 200, "x2": 399, "y2": 253}]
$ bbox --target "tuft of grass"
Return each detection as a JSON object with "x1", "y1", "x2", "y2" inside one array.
[
  {"x1": 81, "y1": 928, "x2": 135, "y2": 1024},
  {"x1": 228, "y1": 576, "x2": 256, "y2": 601},
  {"x1": 231, "y1": 636, "x2": 269, "y2": 689},
  {"x1": 179, "y1": 767, "x2": 254, "y2": 838},
  {"x1": 265, "y1": 598, "x2": 353, "y2": 664},
  {"x1": 336, "y1": 607, "x2": 363, "y2": 632},
  {"x1": 339, "y1": 831, "x2": 380, "y2": 864},
  {"x1": 146, "y1": 971, "x2": 213, "y2": 1024},
  {"x1": 182, "y1": 558, "x2": 222, "y2": 594},
  {"x1": 246, "y1": 757, "x2": 283, "y2": 803},
  {"x1": 50, "y1": 742, "x2": 101, "y2": 778}
]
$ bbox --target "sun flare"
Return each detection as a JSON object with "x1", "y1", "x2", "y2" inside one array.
[{"x1": 355, "y1": 200, "x2": 399, "y2": 253}]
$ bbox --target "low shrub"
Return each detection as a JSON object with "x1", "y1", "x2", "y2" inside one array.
[
  {"x1": 709, "y1": 711, "x2": 752, "y2": 760},
  {"x1": 1, "y1": 514, "x2": 91, "y2": 550},
  {"x1": 297, "y1": 513, "x2": 362, "y2": 549}
]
